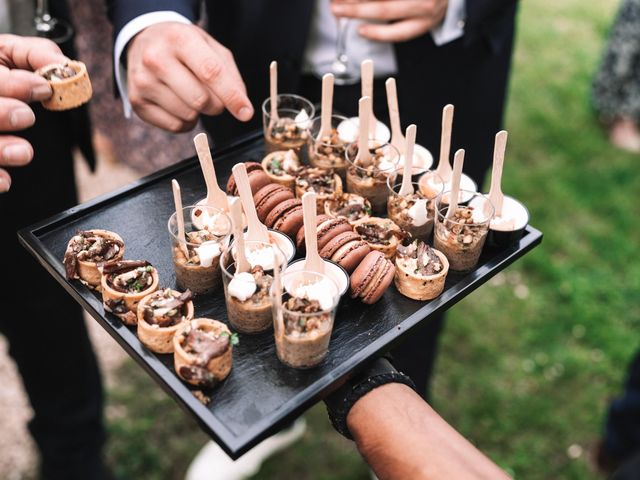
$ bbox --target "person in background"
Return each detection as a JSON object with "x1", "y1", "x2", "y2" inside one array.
[
  {"x1": 592, "y1": 0, "x2": 640, "y2": 153},
  {"x1": 0, "y1": 9, "x2": 109, "y2": 479}
]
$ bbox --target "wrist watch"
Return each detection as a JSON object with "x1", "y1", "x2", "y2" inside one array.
[{"x1": 324, "y1": 356, "x2": 416, "y2": 440}]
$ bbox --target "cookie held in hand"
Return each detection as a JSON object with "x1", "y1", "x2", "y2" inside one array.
[{"x1": 37, "y1": 60, "x2": 92, "y2": 111}]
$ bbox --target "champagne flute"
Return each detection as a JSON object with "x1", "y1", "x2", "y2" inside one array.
[
  {"x1": 331, "y1": 16, "x2": 359, "y2": 85},
  {"x1": 33, "y1": 0, "x2": 74, "y2": 44}
]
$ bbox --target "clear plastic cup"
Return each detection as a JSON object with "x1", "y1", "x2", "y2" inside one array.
[
  {"x1": 271, "y1": 269, "x2": 340, "y2": 369},
  {"x1": 262, "y1": 94, "x2": 315, "y2": 155},
  {"x1": 433, "y1": 191, "x2": 494, "y2": 271},
  {"x1": 220, "y1": 240, "x2": 286, "y2": 334},
  {"x1": 386, "y1": 172, "x2": 443, "y2": 241},
  {"x1": 345, "y1": 141, "x2": 400, "y2": 214},
  {"x1": 168, "y1": 206, "x2": 232, "y2": 294},
  {"x1": 307, "y1": 114, "x2": 353, "y2": 178}
]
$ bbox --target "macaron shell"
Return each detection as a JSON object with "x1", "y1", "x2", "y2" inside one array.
[
  {"x1": 362, "y1": 258, "x2": 395, "y2": 304},
  {"x1": 274, "y1": 205, "x2": 304, "y2": 237},
  {"x1": 332, "y1": 240, "x2": 370, "y2": 274},
  {"x1": 319, "y1": 231, "x2": 361, "y2": 259},
  {"x1": 350, "y1": 251, "x2": 385, "y2": 299},
  {"x1": 317, "y1": 218, "x2": 353, "y2": 251},
  {"x1": 254, "y1": 184, "x2": 294, "y2": 223},
  {"x1": 264, "y1": 198, "x2": 301, "y2": 228},
  {"x1": 296, "y1": 214, "x2": 331, "y2": 250},
  {"x1": 226, "y1": 162, "x2": 270, "y2": 195}
]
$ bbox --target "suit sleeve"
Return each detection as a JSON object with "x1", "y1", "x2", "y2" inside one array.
[
  {"x1": 465, "y1": 0, "x2": 519, "y2": 30},
  {"x1": 105, "y1": 0, "x2": 200, "y2": 37}
]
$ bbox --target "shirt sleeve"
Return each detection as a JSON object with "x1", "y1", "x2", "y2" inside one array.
[
  {"x1": 430, "y1": 0, "x2": 466, "y2": 46},
  {"x1": 114, "y1": 11, "x2": 193, "y2": 118}
]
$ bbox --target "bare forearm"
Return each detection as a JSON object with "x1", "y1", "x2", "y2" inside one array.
[{"x1": 347, "y1": 383, "x2": 511, "y2": 480}]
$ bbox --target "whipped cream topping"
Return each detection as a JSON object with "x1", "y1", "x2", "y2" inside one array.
[
  {"x1": 421, "y1": 173, "x2": 477, "y2": 202},
  {"x1": 195, "y1": 241, "x2": 222, "y2": 267},
  {"x1": 294, "y1": 109, "x2": 311, "y2": 129},
  {"x1": 292, "y1": 278, "x2": 337, "y2": 311},
  {"x1": 408, "y1": 199, "x2": 429, "y2": 227},
  {"x1": 398, "y1": 144, "x2": 433, "y2": 171},
  {"x1": 228, "y1": 271, "x2": 257, "y2": 301},
  {"x1": 282, "y1": 150, "x2": 299, "y2": 173},
  {"x1": 338, "y1": 117, "x2": 391, "y2": 143},
  {"x1": 190, "y1": 208, "x2": 229, "y2": 235},
  {"x1": 469, "y1": 195, "x2": 528, "y2": 231},
  {"x1": 244, "y1": 244, "x2": 277, "y2": 271}
]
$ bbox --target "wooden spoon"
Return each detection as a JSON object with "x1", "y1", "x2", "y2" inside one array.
[
  {"x1": 231, "y1": 163, "x2": 270, "y2": 243},
  {"x1": 445, "y1": 149, "x2": 465, "y2": 219},
  {"x1": 398, "y1": 124, "x2": 417, "y2": 196},
  {"x1": 272, "y1": 247, "x2": 284, "y2": 338},
  {"x1": 435, "y1": 104, "x2": 454, "y2": 182},
  {"x1": 171, "y1": 179, "x2": 188, "y2": 256},
  {"x1": 193, "y1": 133, "x2": 229, "y2": 210},
  {"x1": 360, "y1": 59, "x2": 378, "y2": 138},
  {"x1": 488, "y1": 130, "x2": 508, "y2": 218},
  {"x1": 302, "y1": 192, "x2": 325, "y2": 274},
  {"x1": 386, "y1": 77, "x2": 405, "y2": 154},
  {"x1": 229, "y1": 197, "x2": 250, "y2": 274},
  {"x1": 317, "y1": 73, "x2": 334, "y2": 141},
  {"x1": 354, "y1": 96, "x2": 372, "y2": 167},
  {"x1": 268, "y1": 61, "x2": 278, "y2": 131}
]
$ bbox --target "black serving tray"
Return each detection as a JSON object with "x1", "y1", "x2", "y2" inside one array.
[{"x1": 18, "y1": 131, "x2": 542, "y2": 458}]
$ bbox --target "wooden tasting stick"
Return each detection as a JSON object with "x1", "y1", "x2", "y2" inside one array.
[
  {"x1": 360, "y1": 59, "x2": 377, "y2": 138},
  {"x1": 488, "y1": 130, "x2": 508, "y2": 218},
  {"x1": 231, "y1": 163, "x2": 270, "y2": 243},
  {"x1": 386, "y1": 77, "x2": 405, "y2": 154},
  {"x1": 229, "y1": 197, "x2": 250, "y2": 274},
  {"x1": 435, "y1": 104, "x2": 454, "y2": 182},
  {"x1": 171, "y1": 179, "x2": 188, "y2": 256},
  {"x1": 268, "y1": 60, "x2": 278, "y2": 129},
  {"x1": 398, "y1": 124, "x2": 417, "y2": 196},
  {"x1": 445, "y1": 149, "x2": 465, "y2": 219},
  {"x1": 355, "y1": 96, "x2": 372, "y2": 167},
  {"x1": 318, "y1": 73, "x2": 334, "y2": 140},
  {"x1": 193, "y1": 133, "x2": 228, "y2": 210},
  {"x1": 302, "y1": 192, "x2": 325, "y2": 274}
]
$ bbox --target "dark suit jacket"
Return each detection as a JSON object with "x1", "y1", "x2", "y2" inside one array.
[{"x1": 107, "y1": 0, "x2": 518, "y2": 185}]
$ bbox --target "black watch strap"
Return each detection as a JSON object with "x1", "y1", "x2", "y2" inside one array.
[{"x1": 325, "y1": 357, "x2": 416, "y2": 440}]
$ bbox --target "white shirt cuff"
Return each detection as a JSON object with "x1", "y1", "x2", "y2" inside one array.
[
  {"x1": 114, "y1": 11, "x2": 193, "y2": 118},
  {"x1": 431, "y1": 0, "x2": 466, "y2": 46}
]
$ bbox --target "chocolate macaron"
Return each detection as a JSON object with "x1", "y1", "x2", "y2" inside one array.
[
  {"x1": 350, "y1": 251, "x2": 395, "y2": 304},
  {"x1": 319, "y1": 231, "x2": 370, "y2": 274},
  {"x1": 226, "y1": 162, "x2": 271, "y2": 196},
  {"x1": 295, "y1": 214, "x2": 331, "y2": 251},
  {"x1": 254, "y1": 183, "x2": 295, "y2": 223},
  {"x1": 264, "y1": 198, "x2": 304, "y2": 238},
  {"x1": 316, "y1": 217, "x2": 353, "y2": 251}
]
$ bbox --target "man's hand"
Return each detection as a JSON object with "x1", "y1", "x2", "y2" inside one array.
[
  {"x1": 0, "y1": 34, "x2": 68, "y2": 192},
  {"x1": 332, "y1": 0, "x2": 449, "y2": 43},
  {"x1": 126, "y1": 22, "x2": 254, "y2": 133}
]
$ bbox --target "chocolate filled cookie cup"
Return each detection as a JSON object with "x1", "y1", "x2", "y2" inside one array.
[
  {"x1": 37, "y1": 60, "x2": 92, "y2": 111},
  {"x1": 262, "y1": 94, "x2": 315, "y2": 155},
  {"x1": 271, "y1": 270, "x2": 340, "y2": 369},
  {"x1": 345, "y1": 141, "x2": 400, "y2": 214},
  {"x1": 386, "y1": 174, "x2": 443, "y2": 241},
  {"x1": 173, "y1": 318, "x2": 235, "y2": 388},
  {"x1": 394, "y1": 241, "x2": 449, "y2": 301},
  {"x1": 100, "y1": 260, "x2": 160, "y2": 326},
  {"x1": 168, "y1": 206, "x2": 232, "y2": 295},
  {"x1": 136, "y1": 288, "x2": 194, "y2": 354},
  {"x1": 63, "y1": 229, "x2": 125, "y2": 289},
  {"x1": 434, "y1": 191, "x2": 494, "y2": 272},
  {"x1": 261, "y1": 150, "x2": 300, "y2": 189},
  {"x1": 221, "y1": 240, "x2": 287, "y2": 334}
]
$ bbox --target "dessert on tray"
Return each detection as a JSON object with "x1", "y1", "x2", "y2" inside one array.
[
  {"x1": 353, "y1": 217, "x2": 404, "y2": 259},
  {"x1": 226, "y1": 162, "x2": 271, "y2": 196},
  {"x1": 136, "y1": 288, "x2": 194, "y2": 353},
  {"x1": 294, "y1": 166, "x2": 343, "y2": 211},
  {"x1": 261, "y1": 150, "x2": 300, "y2": 189},
  {"x1": 37, "y1": 60, "x2": 92, "y2": 110},
  {"x1": 418, "y1": 170, "x2": 477, "y2": 205},
  {"x1": 394, "y1": 240, "x2": 449, "y2": 300},
  {"x1": 324, "y1": 192, "x2": 372, "y2": 225},
  {"x1": 169, "y1": 206, "x2": 232, "y2": 295},
  {"x1": 173, "y1": 318, "x2": 235, "y2": 387},
  {"x1": 318, "y1": 230, "x2": 370, "y2": 274},
  {"x1": 254, "y1": 183, "x2": 295, "y2": 223},
  {"x1": 100, "y1": 260, "x2": 160, "y2": 325},
  {"x1": 434, "y1": 194, "x2": 493, "y2": 272},
  {"x1": 387, "y1": 176, "x2": 441, "y2": 241},
  {"x1": 63, "y1": 229, "x2": 125, "y2": 288},
  {"x1": 315, "y1": 217, "x2": 355, "y2": 251},
  {"x1": 349, "y1": 251, "x2": 395, "y2": 304},
  {"x1": 295, "y1": 214, "x2": 331, "y2": 252},
  {"x1": 264, "y1": 198, "x2": 305, "y2": 238},
  {"x1": 345, "y1": 141, "x2": 399, "y2": 213},
  {"x1": 273, "y1": 270, "x2": 339, "y2": 369},
  {"x1": 307, "y1": 115, "x2": 352, "y2": 176}
]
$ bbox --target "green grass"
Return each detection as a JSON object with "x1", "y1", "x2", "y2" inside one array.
[{"x1": 104, "y1": 1, "x2": 640, "y2": 478}]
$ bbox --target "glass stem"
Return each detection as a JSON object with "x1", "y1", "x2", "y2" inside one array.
[
  {"x1": 36, "y1": 0, "x2": 51, "y2": 21},
  {"x1": 335, "y1": 17, "x2": 349, "y2": 61}
]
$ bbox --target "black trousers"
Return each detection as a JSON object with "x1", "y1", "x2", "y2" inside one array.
[{"x1": 0, "y1": 105, "x2": 106, "y2": 480}]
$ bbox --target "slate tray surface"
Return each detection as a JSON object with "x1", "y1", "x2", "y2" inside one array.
[{"x1": 18, "y1": 131, "x2": 543, "y2": 458}]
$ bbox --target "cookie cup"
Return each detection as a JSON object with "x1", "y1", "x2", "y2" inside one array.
[
  {"x1": 68, "y1": 229, "x2": 125, "y2": 289},
  {"x1": 136, "y1": 290, "x2": 194, "y2": 353},
  {"x1": 38, "y1": 60, "x2": 93, "y2": 110},
  {"x1": 101, "y1": 266, "x2": 160, "y2": 326},
  {"x1": 394, "y1": 249, "x2": 449, "y2": 301}
]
